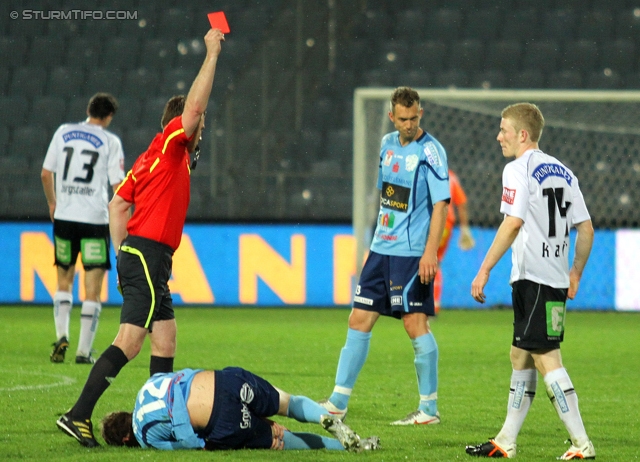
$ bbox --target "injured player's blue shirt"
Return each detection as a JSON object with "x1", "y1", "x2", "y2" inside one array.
[
  {"x1": 132, "y1": 368, "x2": 204, "y2": 450},
  {"x1": 370, "y1": 130, "x2": 450, "y2": 257}
]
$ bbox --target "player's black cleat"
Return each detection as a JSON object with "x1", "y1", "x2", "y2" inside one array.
[
  {"x1": 50, "y1": 336, "x2": 69, "y2": 363},
  {"x1": 56, "y1": 411, "x2": 100, "y2": 447},
  {"x1": 466, "y1": 439, "x2": 516, "y2": 458},
  {"x1": 75, "y1": 354, "x2": 96, "y2": 364}
]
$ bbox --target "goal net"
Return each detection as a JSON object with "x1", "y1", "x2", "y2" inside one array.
[{"x1": 353, "y1": 88, "x2": 640, "y2": 272}]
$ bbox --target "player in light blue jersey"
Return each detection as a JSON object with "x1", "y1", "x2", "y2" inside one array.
[
  {"x1": 320, "y1": 87, "x2": 450, "y2": 425},
  {"x1": 100, "y1": 367, "x2": 380, "y2": 452}
]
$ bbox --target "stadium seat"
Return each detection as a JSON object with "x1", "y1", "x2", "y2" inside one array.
[
  {"x1": 158, "y1": 7, "x2": 194, "y2": 39},
  {"x1": 434, "y1": 69, "x2": 470, "y2": 88},
  {"x1": 509, "y1": 69, "x2": 545, "y2": 88},
  {"x1": 425, "y1": 8, "x2": 463, "y2": 42},
  {"x1": 600, "y1": 39, "x2": 636, "y2": 75},
  {"x1": 485, "y1": 40, "x2": 523, "y2": 72},
  {"x1": 362, "y1": 69, "x2": 396, "y2": 87},
  {"x1": 0, "y1": 96, "x2": 29, "y2": 128},
  {"x1": 0, "y1": 37, "x2": 28, "y2": 68},
  {"x1": 403, "y1": 70, "x2": 432, "y2": 89},
  {"x1": 84, "y1": 68, "x2": 123, "y2": 97},
  {"x1": 560, "y1": 40, "x2": 598, "y2": 73},
  {"x1": 139, "y1": 96, "x2": 168, "y2": 130},
  {"x1": 9, "y1": 66, "x2": 47, "y2": 96},
  {"x1": 470, "y1": 70, "x2": 507, "y2": 89},
  {"x1": 27, "y1": 36, "x2": 65, "y2": 68},
  {"x1": 65, "y1": 96, "x2": 89, "y2": 123},
  {"x1": 392, "y1": 9, "x2": 426, "y2": 41},
  {"x1": 375, "y1": 40, "x2": 409, "y2": 70},
  {"x1": 28, "y1": 96, "x2": 66, "y2": 130},
  {"x1": 548, "y1": 70, "x2": 583, "y2": 89},
  {"x1": 501, "y1": 8, "x2": 539, "y2": 41},
  {"x1": 174, "y1": 37, "x2": 207, "y2": 71},
  {"x1": 542, "y1": 9, "x2": 577, "y2": 41},
  {"x1": 352, "y1": 10, "x2": 391, "y2": 43},
  {"x1": 217, "y1": 37, "x2": 252, "y2": 75},
  {"x1": 102, "y1": 37, "x2": 140, "y2": 71},
  {"x1": 448, "y1": 39, "x2": 485, "y2": 72},
  {"x1": 8, "y1": 17, "x2": 45, "y2": 36},
  {"x1": 109, "y1": 98, "x2": 142, "y2": 131},
  {"x1": 521, "y1": 40, "x2": 560, "y2": 73},
  {"x1": 327, "y1": 128, "x2": 353, "y2": 165},
  {"x1": 48, "y1": 66, "x2": 85, "y2": 98},
  {"x1": 120, "y1": 6, "x2": 158, "y2": 37},
  {"x1": 139, "y1": 38, "x2": 177, "y2": 69},
  {"x1": 0, "y1": 124, "x2": 9, "y2": 151},
  {"x1": 124, "y1": 127, "x2": 158, "y2": 158},
  {"x1": 46, "y1": 18, "x2": 81, "y2": 37},
  {"x1": 464, "y1": 8, "x2": 501, "y2": 40},
  {"x1": 121, "y1": 68, "x2": 160, "y2": 97},
  {"x1": 0, "y1": 67, "x2": 9, "y2": 95},
  {"x1": 11, "y1": 125, "x2": 50, "y2": 166},
  {"x1": 65, "y1": 36, "x2": 101, "y2": 69},
  {"x1": 615, "y1": 10, "x2": 640, "y2": 42},
  {"x1": 410, "y1": 40, "x2": 447, "y2": 73},
  {"x1": 585, "y1": 70, "x2": 622, "y2": 89},
  {"x1": 576, "y1": 10, "x2": 614, "y2": 41},
  {"x1": 160, "y1": 68, "x2": 193, "y2": 96}
]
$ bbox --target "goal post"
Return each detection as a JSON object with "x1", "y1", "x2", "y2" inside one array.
[{"x1": 353, "y1": 88, "x2": 640, "y2": 275}]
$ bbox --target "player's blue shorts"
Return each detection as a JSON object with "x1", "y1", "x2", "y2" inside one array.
[
  {"x1": 200, "y1": 367, "x2": 280, "y2": 450},
  {"x1": 353, "y1": 251, "x2": 435, "y2": 319}
]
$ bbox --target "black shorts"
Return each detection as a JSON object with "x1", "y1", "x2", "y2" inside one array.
[
  {"x1": 201, "y1": 367, "x2": 280, "y2": 450},
  {"x1": 353, "y1": 251, "x2": 435, "y2": 319},
  {"x1": 117, "y1": 235, "x2": 175, "y2": 330},
  {"x1": 511, "y1": 280, "x2": 568, "y2": 351},
  {"x1": 53, "y1": 219, "x2": 111, "y2": 271}
]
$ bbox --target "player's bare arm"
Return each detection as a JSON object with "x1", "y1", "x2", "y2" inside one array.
[
  {"x1": 108, "y1": 194, "x2": 133, "y2": 255},
  {"x1": 41, "y1": 168, "x2": 56, "y2": 222},
  {"x1": 182, "y1": 29, "x2": 224, "y2": 138},
  {"x1": 471, "y1": 215, "x2": 522, "y2": 303},
  {"x1": 568, "y1": 219, "x2": 594, "y2": 300},
  {"x1": 420, "y1": 200, "x2": 448, "y2": 284}
]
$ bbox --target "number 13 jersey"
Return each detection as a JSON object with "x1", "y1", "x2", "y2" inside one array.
[
  {"x1": 43, "y1": 121, "x2": 125, "y2": 224},
  {"x1": 501, "y1": 149, "x2": 590, "y2": 288}
]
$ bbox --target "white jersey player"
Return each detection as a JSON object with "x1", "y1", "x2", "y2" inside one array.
[
  {"x1": 41, "y1": 93, "x2": 125, "y2": 365},
  {"x1": 467, "y1": 103, "x2": 596, "y2": 460}
]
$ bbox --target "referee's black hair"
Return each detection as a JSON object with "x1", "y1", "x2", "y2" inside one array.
[{"x1": 87, "y1": 93, "x2": 119, "y2": 120}]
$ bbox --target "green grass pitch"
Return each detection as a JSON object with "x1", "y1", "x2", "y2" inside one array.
[{"x1": 0, "y1": 306, "x2": 637, "y2": 461}]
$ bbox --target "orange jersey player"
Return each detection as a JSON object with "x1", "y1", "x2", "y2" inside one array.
[{"x1": 434, "y1": 170, "x2": 475, "y2": 313}]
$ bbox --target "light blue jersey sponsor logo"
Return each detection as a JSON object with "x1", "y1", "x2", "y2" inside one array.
[
  {"x1": 63, "y1": 130, "x2": 104, "y2": 148},
  {"x1": 423, "y1": 142, "x2": 441, "y2": 166},
  {"x1": 531, "y1": 163, "x2": 572, "y2": 186}
]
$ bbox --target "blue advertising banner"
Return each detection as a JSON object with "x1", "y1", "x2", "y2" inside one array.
[{"x1": 0, "y1": 223, "x2": 622, "y2": 310}]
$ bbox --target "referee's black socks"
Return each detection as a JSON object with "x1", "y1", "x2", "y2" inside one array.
[{"x1": 150, "y1": 356, "x2": 174, "y2": 376}]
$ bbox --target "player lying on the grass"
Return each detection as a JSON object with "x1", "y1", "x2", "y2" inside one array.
[{"x1": 101, "y1": 366, "x2": 380, "y2": 452}]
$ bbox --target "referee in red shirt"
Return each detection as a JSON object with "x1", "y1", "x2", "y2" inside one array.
[{"x1": 56, "y1": 28, "x2": 225, "y2": 448}]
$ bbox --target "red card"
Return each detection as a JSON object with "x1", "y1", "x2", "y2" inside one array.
[{"x1": 208, "y1": 11, "x2": 230, "y2": 34}]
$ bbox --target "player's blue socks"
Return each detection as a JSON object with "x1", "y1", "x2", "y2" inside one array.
[
  {"x1": 330, "y1": 328, "x2": 372, "y2": 410},
  {"x1": 283, "y1": 431, "x2": 344, "y2": 450},
  {"x1": 287, "y1": 395, "x2": 325, "y2": 423},
  {"x1": 413, "y1": 332, "x2": 439, "y2": 415}
]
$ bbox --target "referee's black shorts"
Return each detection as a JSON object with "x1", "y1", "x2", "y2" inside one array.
[
  {"x1": 511, "y1": 279, "x2": 568, "y2": 351},
  {"x1": 117, "y1": 235, "x2": 175, "y2": 330}
]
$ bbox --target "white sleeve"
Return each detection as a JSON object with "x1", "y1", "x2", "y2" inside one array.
[
  {"x1": 42, "y1": 127, "x2": 61, "y2": 171},
  {"x1": 570, "y1": 176, "x2": 591, "y2": 225},
  {"x1": 107, "y1": 134, "x2": 125, "y2": 186},
  {"x1": 500, "y1": 161, "x2": 528, "y2": 220}
]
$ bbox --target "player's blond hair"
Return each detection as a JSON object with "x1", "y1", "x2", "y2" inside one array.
[{"x1": 501, "y1": 102, "x2": 545, "y2": 142}]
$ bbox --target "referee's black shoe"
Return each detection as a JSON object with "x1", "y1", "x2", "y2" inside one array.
[{"x1": 56, "y1": 411, "x2": 100, "y2": 448}]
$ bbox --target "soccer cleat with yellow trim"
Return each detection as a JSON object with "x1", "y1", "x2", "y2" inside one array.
[
  {"x1": 50, "y1": 336, "x2": 69, "y2": 363},
  {"x1": 56, "y1": 411, "x2": 100, "y2": 447},
  {"x1": 558, "y1": 439, "x2": 596, "y2": 460},
  {"x1": 390, "y1": 409, "x2": 441, "y2": 425},
  {"x1": 465, "y1": 439, "x2": 516, "y2": 458},
  {"x1": 318, "y1": 398, "x2": 347, "y2": 420}
]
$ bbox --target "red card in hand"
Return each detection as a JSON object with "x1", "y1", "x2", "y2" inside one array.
[{"x1": 208, "y1": 11, "x2": 230, "y2": 33}]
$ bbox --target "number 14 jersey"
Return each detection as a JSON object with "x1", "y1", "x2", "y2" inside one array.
[{"x1": 501, "y1": 149, "x2": 590, "y2": 288}]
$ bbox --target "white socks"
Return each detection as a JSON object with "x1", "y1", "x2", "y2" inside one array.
[
  {"x1": 53, "y1": 291, "x2": 73, "y2": 340},
  {"x1": 77, "y1": 301, "x2": 101, "y2": 357},
  {"x1": 544, "y1": 367, "x2": 589, "y2": 447},
  {"x1": 495, "y1": 368, "x2": 537, "y2": 447}
]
